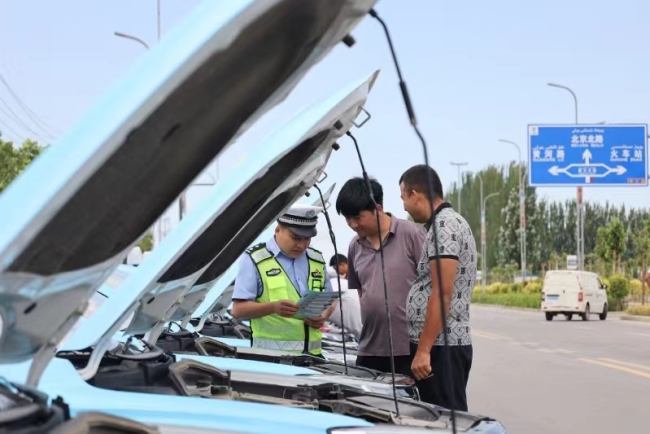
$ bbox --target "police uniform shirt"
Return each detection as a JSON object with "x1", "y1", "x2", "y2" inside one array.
[{"x1": 232, "y1": 236, "x2": 333, "y2": 301}]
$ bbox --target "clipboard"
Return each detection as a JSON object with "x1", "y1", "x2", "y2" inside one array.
[{"x1": 294, "y1": 292, "x2": 340, "y2": 319}]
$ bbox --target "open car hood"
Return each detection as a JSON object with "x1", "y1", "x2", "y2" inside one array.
[
  {"x1": 59, "y1": 72, "x2": 379, "y2": 375},
  {"x1": 187, "y1": 182, "x2": 337, "y2": 328},
  {"x1": 0, "y1": 0, "x2": 377, "y2": 387}
]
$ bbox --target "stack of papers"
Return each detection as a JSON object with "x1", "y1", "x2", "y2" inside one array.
[{"x1": 294, "y1": 292, "x2": 340, "y2": 319}]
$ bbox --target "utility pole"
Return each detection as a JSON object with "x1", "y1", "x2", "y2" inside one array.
[
  {"x1": 482, "y1": 192, "x2": 500, "y2": 291},
  {"x1": 450, "y1": 162, "x2": 468, "y2": 215},
  {"x1": 548, "y1": 83, "x2": 583, "y2": 270},
  {"x1": 499, "y1": 139, "x2": 526, "y2": 281}
]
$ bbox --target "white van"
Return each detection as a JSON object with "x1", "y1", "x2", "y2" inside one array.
[{"x1": 541, "y1": 270, "x2": 608, "y2": 321}]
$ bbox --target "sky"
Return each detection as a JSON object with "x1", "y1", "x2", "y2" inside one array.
[{"x1": 1, "y1": 0, "x2": 650, "y2": 262}]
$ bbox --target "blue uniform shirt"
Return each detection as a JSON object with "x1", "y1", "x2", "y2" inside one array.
[{"x1": 233, "y1": 237, "x2": 333, "y2": 301}]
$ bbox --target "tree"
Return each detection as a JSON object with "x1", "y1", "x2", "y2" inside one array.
[
  {"x1": 138, "y1": 232, "x2": 154, "y2": 252},
  {"x1": 0, "y1": 136, "x2": 43, "y2": 193},
  {"x1": 595, "y1": 226, "x2": 610, "y2": 276},
  {"x1": 606, "y1": 218, "x2": 627, "y2": 275},
  {"x1": 633, "y1": 219, "x2": 650, "y2": 305}
]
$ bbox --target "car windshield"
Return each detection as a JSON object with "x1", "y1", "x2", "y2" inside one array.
[{"x1": 544, "y1": 272, "x2": 578, "y2": 286}]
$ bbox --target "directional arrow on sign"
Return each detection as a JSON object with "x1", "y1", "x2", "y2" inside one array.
[
  {"x1": 582, "y1": 149, "x2": 592, "y2": 164},
  {"x1": 547, "y1": 163, "x2": 627, "y2": 179}
]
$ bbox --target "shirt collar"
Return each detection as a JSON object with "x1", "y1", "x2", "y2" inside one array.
[
  {"x1": 356, "y1": 213, "x2": 397, "y2": 245},
  {"x1": 266, "y1": 236, "x2": 284, "y2": 257},
  {"x1": 425, "y1": 202, "x2": 453, "y2": 230}
]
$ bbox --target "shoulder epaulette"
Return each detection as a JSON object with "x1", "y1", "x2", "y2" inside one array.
[
  {"x1": 306, "y1": 247, "x2": 325, "y2": 264},
  {"x1": 245, "y1": 242, "x2": 273, "y2": 264},
  {"x1": 245, "y1": 242, "x2": 266, "y2": 254}
]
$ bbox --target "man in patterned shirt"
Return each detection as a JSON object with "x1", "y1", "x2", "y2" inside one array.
[{"x1": 398, "y1": 164, "x2": 476, "y2": 411}]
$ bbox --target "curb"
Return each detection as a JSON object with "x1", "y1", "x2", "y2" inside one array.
[
  {"x1": 620, "y1": 315, "x2": 650, "y2": 323},
  {"x1": 473, "y1": 303, "x2": 625, "y2": 316}
]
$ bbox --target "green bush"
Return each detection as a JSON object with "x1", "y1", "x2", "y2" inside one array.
[
  {"x1": 609, "y1": 274, "x2": 630, "y2": 311},
  {"x1": 472, "y1": 292, "x2": 541, "y2": 309},
  {"x1": 523, "y1": 281, "x2": 542, "y2": 294},
  {"x1": 626, "y1": 305, "x2": 650, "y2": 316},
  {"x1": 629, "y1": 279, "x2": 642, "y2": 296}
]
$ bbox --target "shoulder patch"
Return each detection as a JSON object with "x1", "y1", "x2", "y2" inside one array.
[
  {"x1": 306, "y1": 248, "x2": 325, "y2": 264},
  {"x1": 265, "y1": 268, "x2": 282, "y2": 277},
  {"x1": 311, "y1": 269, "x2": 323, "y2": 279}
]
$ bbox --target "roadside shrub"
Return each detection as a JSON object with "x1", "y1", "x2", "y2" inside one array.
[
  {"x1": 523, "y1": 281, "x2": 542, "y2": 294},
  {"x1": 609, "y1": 274, "x2": 630, "y2": 311},
  {"x1": 629, "y1": 279, "x2": 642, "y2": 296},
  {"x1": 472, "y1": 292, "x2": 541, "y2": 309},
  {"x1": 626, "y1": 305, "x2": 650, "y2": 316}
]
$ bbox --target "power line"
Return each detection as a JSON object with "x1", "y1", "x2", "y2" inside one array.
[
  {"x1": 0, "y1": 73, "x2": 61, "y2": 139},
  {"x1": 0, "y1": 95, "x2": 52, "y2": 142}
]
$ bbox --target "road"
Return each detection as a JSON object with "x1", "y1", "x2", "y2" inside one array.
[{"x1": 468, "y1": 305, "x2": 650, "y2": 434}]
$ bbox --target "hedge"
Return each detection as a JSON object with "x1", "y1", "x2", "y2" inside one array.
[
  {"x1": 626, "y1": 305, "x2": 650, "y2": 316},
  {"x1": 472, "y1": 277, "x2": 639, "y2": 312}
]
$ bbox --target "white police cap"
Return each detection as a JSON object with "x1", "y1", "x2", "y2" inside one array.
[{"x1": 277, "y1": 204, "x2": 323, "y2": 238}]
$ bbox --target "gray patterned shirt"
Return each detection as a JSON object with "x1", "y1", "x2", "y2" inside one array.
[{"x1": 407, "y1": 203, "x2": 476, "y2": 346}]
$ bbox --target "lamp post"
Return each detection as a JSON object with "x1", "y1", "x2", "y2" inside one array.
[
  {"x1": 482, "y1": 192, "x2": 500, "y2": 291},
  {"x1": 547, "y1": 83, "x2": 583, "y2": 271},
  {"x1": 499, "y1": 139, "x2": 526, "y2": 281},
  {"x1": 450, "y1": 161, "x2": 468, "y2": 215}
]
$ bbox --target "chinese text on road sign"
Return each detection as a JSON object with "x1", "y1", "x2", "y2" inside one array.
[{"x1": 527, "y1": 124, "x2": 648, "y2": 187}]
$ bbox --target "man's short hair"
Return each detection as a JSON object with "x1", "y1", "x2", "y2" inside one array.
[
  {"x1": 329, "y1": 254, "x2": 347, "y2": 267},
  {"x1": 399, "y1": 164, "x2": 444, "y2": 200},
  {"x1": 335, "y1": 177, "x2": 383, "y2": 218}
]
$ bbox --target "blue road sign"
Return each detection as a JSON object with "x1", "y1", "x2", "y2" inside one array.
[{"x1": 527, "y1": 124, "x2": 648, "y2": 187}]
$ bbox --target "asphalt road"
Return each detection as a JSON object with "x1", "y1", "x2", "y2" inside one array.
[{"x1": 467, "y1": 305, "x2": 650, "y2": 434}]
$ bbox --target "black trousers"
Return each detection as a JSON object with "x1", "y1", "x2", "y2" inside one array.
[
  {"x1": 355, "y1": 354, "x2": 413, "y2": 377},
  {"x1": 410, "y1": 343, "x2": 473, "y2": 412}
]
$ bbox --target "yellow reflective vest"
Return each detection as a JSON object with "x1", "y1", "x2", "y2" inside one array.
[{"x1": 247, "y1": 243, "x2": 326, "y2": 355}]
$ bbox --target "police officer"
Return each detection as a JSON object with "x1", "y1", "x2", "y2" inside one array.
[{"x1": 231, "y1": 204, "x2": 335, "y2": 355}]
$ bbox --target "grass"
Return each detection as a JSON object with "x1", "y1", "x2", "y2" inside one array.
[
  {"x1": 626, "y1": 305, "x2": 650, "y2": 317},
  {"x1": 472, "y1": 292, "x2": 541, "y2": 309}
]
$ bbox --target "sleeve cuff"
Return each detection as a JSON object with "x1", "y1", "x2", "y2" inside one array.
[{"x1": 429, "y1": 254, "x2": 459, "y2": 261}]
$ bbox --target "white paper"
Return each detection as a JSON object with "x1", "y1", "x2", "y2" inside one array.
[{"x1": 294, "y1": 291, "x2": 340, "y2": 319}]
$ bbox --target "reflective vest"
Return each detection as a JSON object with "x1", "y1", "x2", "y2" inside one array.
[{"x1": 247, "y1": 242, "x2": 326, "y2": 355}]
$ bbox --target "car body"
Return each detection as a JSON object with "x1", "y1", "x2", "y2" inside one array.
[
  {"x1": 0, "y1": 0, "x2": 409, "y2": 432},
  {"x1": 541, "y1": 270, "x2": 608, "y2": 321}
]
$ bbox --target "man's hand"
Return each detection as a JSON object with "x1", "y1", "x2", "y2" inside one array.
[
  {"x1": 304, "y1": 314, "x2": 327, "y2": 329},
  {"x1": 273, "y1": 300, "x2": 299, "y2": 317},
  {"x1": 411, "y1": 348, "x2": 432, "y2": 380}
]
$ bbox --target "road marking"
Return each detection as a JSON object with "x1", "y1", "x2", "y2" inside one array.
[
  {"x1": 524, "y1": 341, "x2": 540, "y2": 346},
  {"x1": 579, "y1": 358, "x2": 650, "y2": 380},
  {"x1": 553, "y1": 349, "x2": 576, "y2": 354},
  {"x1": 537, "y1": 348, "x2": 576, "y2": 354},
  {"x1": 598, "y1": 358, "x2": 650, "y2": 372}
]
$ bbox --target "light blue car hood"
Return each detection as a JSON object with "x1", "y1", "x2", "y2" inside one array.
[
  {"x1": 0, "y1": 0, "x2": 378, "y2": 388},
  {"x1": 60, "y1": 71, "x2": 379, "y2": 380}
]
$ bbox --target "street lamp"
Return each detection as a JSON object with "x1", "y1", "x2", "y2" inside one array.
[
  {"x1": 450, "y1": 161, "x2": 468, "y2": 215},
  {"x1": 113, "y1": 32, "x2": 150, "y2": 49},
  {"x1": 499, "y1": 139, "x2": 526, "y2": 281},
  {"x1": 547, "y1": 82, "x2": 584, "y2": 271},
  {"x1": 482, "y1": 192, "x2": 500, "y2": 291}
]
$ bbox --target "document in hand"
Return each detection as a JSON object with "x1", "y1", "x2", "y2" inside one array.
[{"x1": 294, "y1": 291, "x2": 340, "y2": 319}]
